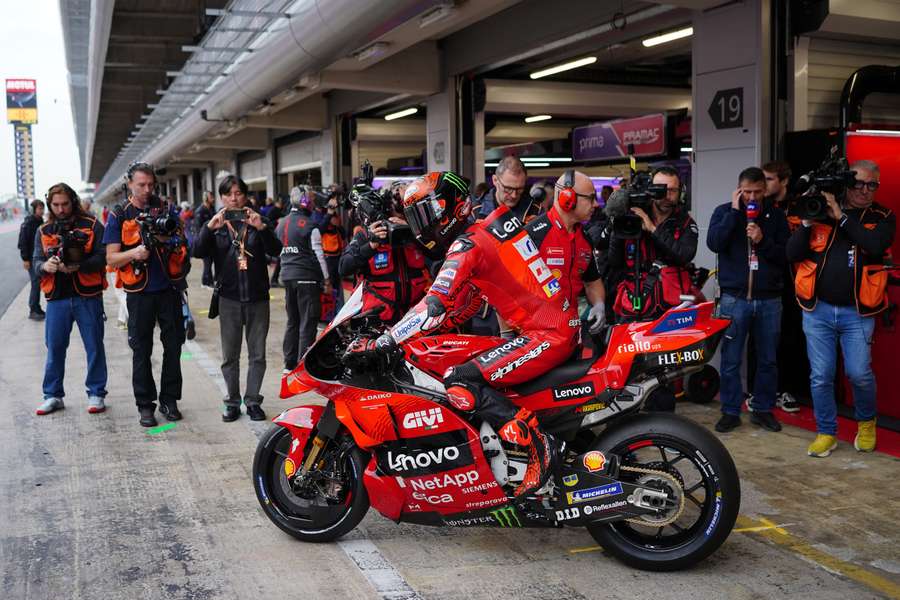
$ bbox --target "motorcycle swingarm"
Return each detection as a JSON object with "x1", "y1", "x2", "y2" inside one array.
[{"x1": 553, "y1": 462, "x2": 671, "y2": 526}]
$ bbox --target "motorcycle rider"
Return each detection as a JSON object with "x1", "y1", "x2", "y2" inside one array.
[{"x1": 345, "y1": 171, "x2": 580, "y2": 497}]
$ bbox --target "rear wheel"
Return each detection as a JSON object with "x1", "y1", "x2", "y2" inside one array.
[
  {"x1": 586, "y1": 414, "x2": 740, "y2": 571},
  {"x1": 253, "y1": 425, "x2": 369, "y2": 543}
]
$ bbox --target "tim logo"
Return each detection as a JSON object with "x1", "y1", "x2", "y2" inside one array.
[{"x1": 402, "y1": 407, "x2": 444, "y2": 430}]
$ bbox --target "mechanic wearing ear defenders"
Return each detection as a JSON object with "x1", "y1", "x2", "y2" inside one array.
[{"x1": 525, "y1": 169, "x2": 606, "y2": 336}]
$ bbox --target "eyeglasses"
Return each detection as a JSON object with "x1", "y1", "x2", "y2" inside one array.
[
  {"x1": 852, "y1": 180, "x2": 880, "y2": 192},
  {"x1": 495, "y1": 179, "x2": 525, "y2": 196}
]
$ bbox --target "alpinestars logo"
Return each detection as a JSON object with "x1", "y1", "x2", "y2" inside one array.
[
  {"x1": 489, "y1": 341, "x2": 550, "y2": 381},
  {"x1": 402, "y1": 408, "x2": 444, "y2": 430},
  {"x1": 490, "y1": 506, "x2": 522, "y2": 527}
]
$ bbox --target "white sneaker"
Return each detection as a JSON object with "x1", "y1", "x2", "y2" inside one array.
[
  {"x1": 36, "y1": 397, "x2": 65, "y2": 415},
  {"x1": 87, "y1": 395, "x2": 106, "y2": 414},
  {"x1": 743, "y1": 393, "x2": 754, "y2": 413},
  {"x1": 777, "y1": 392, "x2": 800, "y2": 413}
]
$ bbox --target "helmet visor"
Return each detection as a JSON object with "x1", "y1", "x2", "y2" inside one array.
[{"x1": 404, "y1": 195, "x2": 443, "y2": 241}]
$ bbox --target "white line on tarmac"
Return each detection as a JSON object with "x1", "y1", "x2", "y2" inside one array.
[
  {"x1": 338, "y1": 539, "x2": 423, "y2": 600},
  {"x1": 110, "y1": 280, "x2": 420, "y2": 599}
]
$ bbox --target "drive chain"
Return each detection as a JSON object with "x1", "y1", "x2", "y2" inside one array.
[{"x1": 619, "y1": 464, "x2": 686, "y2": 527}]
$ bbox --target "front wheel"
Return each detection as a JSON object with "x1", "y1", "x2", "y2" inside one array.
[
  {"x1": 586, "y1": 414, "x2": 740, "y2": 571},
  {"x1": 253, "y1": 425, "x2": 369, "y2": 543}
]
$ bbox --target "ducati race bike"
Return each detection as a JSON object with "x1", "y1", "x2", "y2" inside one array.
[{"x1": 253, "y1": 285, "x2": 740, "y2": 571}]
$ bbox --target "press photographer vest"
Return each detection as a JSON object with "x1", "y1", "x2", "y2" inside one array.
[
  {"x1": 794, "y1": 203, "x2": 891, "y2": 316},
  {"x1": 39, "y1": 215, "x2": 107, "y2": 299},
  {"x1": 360, "y1": 241, "x2": 430, "y2": 323},
  {"x1": 112, "y1": 202, "x2": 189, "y2": 292}
]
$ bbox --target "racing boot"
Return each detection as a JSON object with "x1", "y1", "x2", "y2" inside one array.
[{"x1": 498, "y1": 408, "x2": 558, "y2": 497}]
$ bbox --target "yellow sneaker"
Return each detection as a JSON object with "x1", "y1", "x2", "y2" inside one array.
[
  {"x1": 854, "y1": 419, "x2": 876, "y2": 452},
  {"x1": 807, "y1": 434, "x2": 838, "y2": 457}
]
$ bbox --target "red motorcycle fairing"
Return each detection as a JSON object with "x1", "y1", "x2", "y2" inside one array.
[
  {"x1": 272, "y1": 405, "x2": 325, "y2": 476},
  {"x1": 277, "y1": 379, "x2": 510, "y2": 522},
  {"x1": 403, "y1": 302, "x2": 729, "y2": 416},
  {"x1": 404, "y1": 334, "x2": 502, "y2": 379}
]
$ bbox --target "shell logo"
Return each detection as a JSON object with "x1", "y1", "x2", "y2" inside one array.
[
  {"x1": 283, "y1": 458, "x2": 297, "y2": 478},
  {"x1": 582, "y1": 450, "x2": 606, "y2": 473},
  {"x1": 551, "y1": 269, "x2": 562, "y2": 280}
]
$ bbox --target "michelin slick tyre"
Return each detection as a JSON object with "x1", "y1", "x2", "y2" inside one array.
[
  {"x1": 586, "y1": 413, "x2": 740, "y2": 571},
  {"x1": 253, "y1": 425, "x2": 369, "y2": 543}
]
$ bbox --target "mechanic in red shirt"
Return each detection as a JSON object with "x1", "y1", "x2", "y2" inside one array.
[
  {"x1": 346, "y1": 171, "x2": 579, "y2": 497},
  {"x1": 524, "y1": 169, "x2": 606, "y2": 336}
]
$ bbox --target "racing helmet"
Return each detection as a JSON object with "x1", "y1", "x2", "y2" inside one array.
[{"x1": 402, "y1": 171, "x2": 471, "y2": 251}]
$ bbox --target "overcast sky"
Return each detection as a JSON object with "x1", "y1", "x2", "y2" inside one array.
[{"x1": 0, "y1": 1, "x2": 82, "y2": 200}]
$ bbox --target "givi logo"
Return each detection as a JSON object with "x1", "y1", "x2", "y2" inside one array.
[{"x1": 402, "y1": 407, "x2": 444, "y2": 430}]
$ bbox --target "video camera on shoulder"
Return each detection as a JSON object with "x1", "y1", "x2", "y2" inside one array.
[
  {"x1": 48, "y1": 222, "x2": 89, "y2": 265},
  {"x1": 793, "y1": 147, "x2": 856, "y2": 221},
  {"x1": 612, "y1": 171, "x2": 667, "y2": 239},
  {"x1": 349, "y1": 161, "x2": 410, "y2": 245},
  {"x1": 135, "y1": 194, "x2": 178, "y2": 237}
]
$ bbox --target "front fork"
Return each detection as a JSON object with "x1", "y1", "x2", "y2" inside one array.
[{"x1": 297, "y1": 402, "x2": 342, "y2": 479}]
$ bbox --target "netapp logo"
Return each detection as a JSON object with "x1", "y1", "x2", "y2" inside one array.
[
  {"x1": 657, "y1": 348, "x2": 705, "y2": 366},
  {"x1": 616, "y1": 340, "x2": 651, "y2": 354},
  {"x1": 552, "y1": 382, "x2": 596, "y2": 402},
  {"x1": 490, "y1": 341, "x2": 550, "y2": 381}
]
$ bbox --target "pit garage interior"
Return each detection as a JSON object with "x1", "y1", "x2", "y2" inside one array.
[{"x1": 62, "y1": 0, "x2": 900, "y2": 422}]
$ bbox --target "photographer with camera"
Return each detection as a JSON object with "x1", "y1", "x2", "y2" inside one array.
[
  {"x1": 786, "y1": 159, "x2": 895, "y2": 457},
  {"x1": 277, "y1": 186, "x2": 331, "y2": 375},
  {"x1": 33, "y1": 184, "x2": 108, "y2": 416},
  {"x1": 600, "y1": 166, "x2": 699, "y2": 321},
  {"x1": 195, "y1": 175, "x2": 282, "y2": 422},
  {"x1": 18, "y1": 199, "x2": 45, "y2": 320},
  {"x1": 339, "y1": 177, "x2": 430, "y2": 325},
  {"x1": 195, "y1": 191, "x2": 217, "y2": 288},
  {"x1": 707, "y1": 167, "x2": 790, "y2": 434},
  {"x1": 104, "y1": 163, "x2": 191, "y2": 427}
]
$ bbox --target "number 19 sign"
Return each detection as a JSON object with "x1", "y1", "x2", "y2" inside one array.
[{"x1": 708, "y1": 87, "x2": 743, "y2": 130}]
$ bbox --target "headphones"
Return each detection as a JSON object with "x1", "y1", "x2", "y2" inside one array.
[
  {"x1": 45, "y1": 183, "x2": 81, "y2": 206},
  {"x1": 558, "y1": 169, "x2": 577, "y2": 212},
  {"x1": 126, "y1": 161, "x2": 156, "y2": 182}
]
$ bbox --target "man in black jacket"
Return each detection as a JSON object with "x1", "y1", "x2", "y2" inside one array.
[
  {"x1": 599, "y1": 166, "x2": 699, "y2": 321},
  {"x1": 194, "y1": 176, "x2": 282, "y2": 422},
  {"x1": 707, "y1": 167, "x2": 790, "y2": 433},
  {"x1": 18, "y1": 199, "x2": 45, "y2": 319},
  {"x1": 277, "y1": 187, "x2": 332, "y2": 373},
  {"x1": 194, "y1": 191, "x2": 216, "y2": 287}
]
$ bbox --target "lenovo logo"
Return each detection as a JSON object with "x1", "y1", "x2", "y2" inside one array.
[{"x1": 552, "y1": 382, "x2": 596, "y2": 401}]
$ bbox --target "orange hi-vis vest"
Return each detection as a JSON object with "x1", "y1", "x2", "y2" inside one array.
[
  {"x1": 39, "y1": 215, "x2": 107, "y2": 299},
  {"x1": 794, "y1": 203, "x2": 892, "y2": 317},
  {"x1": 113, "y1": 202, "x2": 189, "y2": 292}
]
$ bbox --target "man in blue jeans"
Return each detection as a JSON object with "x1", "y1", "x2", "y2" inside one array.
[
  {"x1": 707, "y1": 167, "x2": 790, "y2": 433},
  {"x1": 786, "y1": 159, "x2": 895, "y2": 457},
  {"x1": 32, "y1": 184, "x2": 108, "y2": 415}
]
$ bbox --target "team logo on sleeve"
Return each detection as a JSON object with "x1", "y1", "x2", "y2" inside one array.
[
  {"x1": 512, "y1": 234, "x2": 538, "y2": 260},
  {"x1": 528, "y1": 258, "x2": 553, "y2": 283},
  {"x1": 542, "y1": 279, "x2": 561, "y2": 297}
]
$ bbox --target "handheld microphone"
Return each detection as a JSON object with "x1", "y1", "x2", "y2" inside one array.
[
  {"x1": 746, "y1": 201, "x2": 760, "y2": 224},
  {"x1": 604, "y1": 188, "x2": 630, "y2": 218}
]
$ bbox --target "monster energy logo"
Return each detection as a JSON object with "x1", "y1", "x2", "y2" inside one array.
[
  {"x1": 443, "y1": 172, "x2": 469, "y2": 195},
  {"x1": 490, "y1": 506, "x2": 522, "y2": 527}
]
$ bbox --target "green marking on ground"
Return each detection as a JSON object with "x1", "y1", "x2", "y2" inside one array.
[
  {"x1": 181, "y1": 352, "x2": 193, "y2": 360},
  {"x1": 147, "y1": 423, "x2": 177, "y2": 435}
]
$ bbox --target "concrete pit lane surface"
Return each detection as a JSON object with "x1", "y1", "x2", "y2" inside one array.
[{"x1": 0, "y1": 256, "x2": 898, "y2": 600}]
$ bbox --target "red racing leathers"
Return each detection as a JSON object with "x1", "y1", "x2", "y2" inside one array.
[
  {"x1": 386, "y1": 205, "x2": 580, "y2": 427},
  {"x1": 526, "y1": 206, "x2": 600, "y2": 306}
]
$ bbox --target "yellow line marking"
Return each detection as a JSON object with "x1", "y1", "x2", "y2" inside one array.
[
  {"x1": 736, "y1": 516, "x2": 900, "y2": 599},
  {"x1": 197, "y1": 309, "x2": 209, "y2": 315},
  {"x1": 568, "y1": 545, "x2": 603, "y2": 554},
  {"x1": 733, "y1": 523, "x2": 792, "y2": 534}
]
